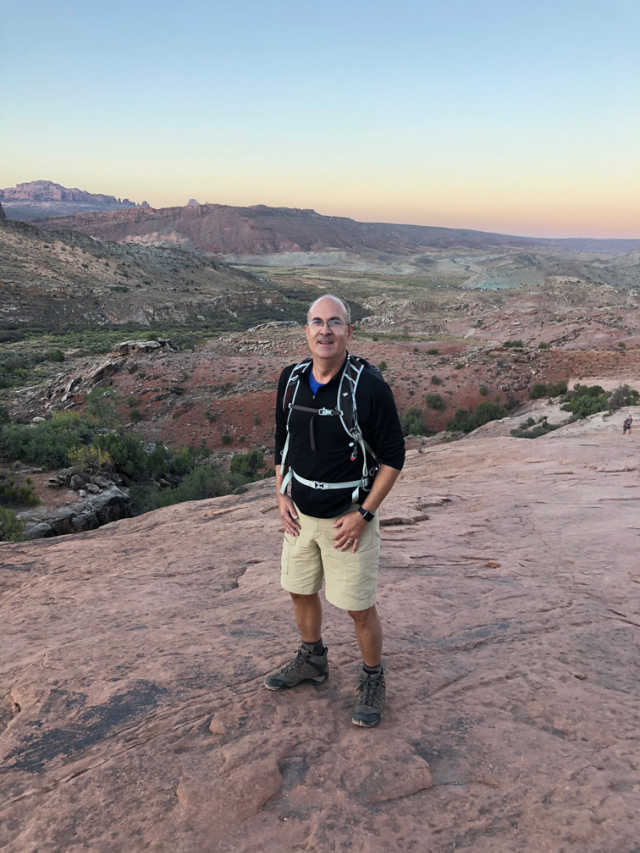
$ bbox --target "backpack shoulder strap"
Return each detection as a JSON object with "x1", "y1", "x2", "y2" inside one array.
[
  {"x1": 336, "y1": 355, "x2": 379, "y2": 474},
  {"x1": 279, "y1": 358, "x2": 312, "y2": 494},
  {"x1": 282, "y1": 358, "x2": 312, "y2": 411},
  {"x1": 336, "y1": 355, "x2": 382, "y2": 432}
]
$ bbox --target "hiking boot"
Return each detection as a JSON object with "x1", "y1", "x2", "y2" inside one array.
[
  {"x1": 264, "y1": 645, "x2": 328, "y2": 691},
  {"x1": 352, "y1": 667, "x2": 385, "y2": 727}
]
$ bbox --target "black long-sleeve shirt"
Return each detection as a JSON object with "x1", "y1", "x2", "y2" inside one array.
[{"x1": 275, "y1": 355, "x2": 405, "y2": 518}]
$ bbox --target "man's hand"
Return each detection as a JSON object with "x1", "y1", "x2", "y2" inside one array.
[
  {"x1": 333, "y1": 511, "x2": 367, "y2": 552},
  {"x1": 278, "y1": 493, "x2": 300, "y2": 536}
]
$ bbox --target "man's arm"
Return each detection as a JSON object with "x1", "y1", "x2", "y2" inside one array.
[
  {"x1": 360, "y1": 463, "x2": 401, "y2": 515},
  {"x1": 275, "y1": 464, "x2": 301, "y2": 536},
  {"x1": 332, "y1": 463, "x2": 401, "y2": 552}
]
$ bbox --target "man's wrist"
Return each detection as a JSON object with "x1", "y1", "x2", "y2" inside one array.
[{"x1": 358, "y1": 506, "x2": 375, "y2": 522}]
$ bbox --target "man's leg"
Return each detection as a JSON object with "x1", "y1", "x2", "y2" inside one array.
[
  {"x1": 348, "y1": 604, "x2": 382, "y2": 666},
  {"x1": 264, "y1": 592, "x2": 328, "y2": 690},
  {"x1": 349, "y1": 605, "x2": 385, "y2": 727},
  {"x1": 292, "y1": 591, "x2": 323, "y2": 642}
]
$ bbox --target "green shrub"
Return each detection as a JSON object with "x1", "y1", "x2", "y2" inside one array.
[
  {"x1": 0, "y1": 507, "x2": 24, "y2": 542},
  {"x1": 427, "y1": 348, "x2": 439, "y2": 355},
  {"x1": 548, "y1": 381, "x2": 568, "y2": 396},
  {"x1": 166, "y1": 445, "x2": 199, "y2": 476},
  {"x1": 530, "y1": 383, "x2": 549, "y2": 399},
  {"x1": 0, "y1": 475, "x2": 40, "y2": 507},
  {"x1": 561, "y1": 384, "x2": 610, "y2": 419},
  {"x1": 430, "y1": 375, "x2": 443, "y2": 385},
  {"x1": 447, "y1": 401, "x2": 507, "y2": 433},
  {"x1": 538, "y1": 342, "x2": 549, "y2": 349},
  {"x1": 94, "y1": 432, "x2": 150, "y2": 479},
  {"x1": 85, "y1": 388, "x2": 121, "y2": 428},
  {"x1": 129, "y1": 448, "x2": 269, "y2": 515},
  {"x1": 378, "y1": 360, "x2": 387, "y2": 372},
  {"x1": 618, "y1": 341, "x2": 626, "y2": 349},
  {"x1": 503, "y1": 339, "x2": 524, "y2": 348},
  {"x1": 221, "y1": 432, "x2": 232, "y2": 445},
  {"x1": 447, "y1": 408, "x2": 472, "y2": 432},
  {"x1": 530, "y1": 380, "x2": 568, "y2": 399},
  {"x1": 0, "y1": 353, "x2": 34, "y2": 388},
  {"x1": 0, "y1": 412, "x2": 95, "y2": 468},
  {"x1": 402, "y1": 407, "x2": 427, "y2": 436},
  {"x1": 47, "y1": 349, "x2": 65, "y2": 363},
  {"x1": 0, "y1": 405, "x2": 9, "y2": 424},
  {"x1": 511, "y1": 419, "x2": 561, "y2": 439},
  {"x1": 68, "y1": 445, "x2": 113, "y2": 473},
  {"x1": 129, "y1": 463, "x2": 228, "y2": 514},
  {"x1": 425, "y1": 393, "x2": 445, "y2": 411},
  {"x1": 479, "y1": 385, "x2": 489, "y2": 396},
  {"x1": 230, "y1": 449, "x2": 265, "y2": 478},
  {"x1": 608, "y1": 384, "x2": 639, "y2": 411}
]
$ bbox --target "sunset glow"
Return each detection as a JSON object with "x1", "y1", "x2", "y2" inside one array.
[{"x1": 3, "y1": 0, "x2": 639, "y2": 239}]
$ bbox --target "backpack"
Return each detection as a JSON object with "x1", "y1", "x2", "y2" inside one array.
[{"x1": 279, "y1": 354, "x2": 380, "y2": 501}]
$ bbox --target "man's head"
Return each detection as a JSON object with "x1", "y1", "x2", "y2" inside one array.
[
  {"x1": 305, "y1": 294, "x2": 353, "y2": 366},
  {"x1": 307, "y1": 294, "x2": 351, "y2": 325}
]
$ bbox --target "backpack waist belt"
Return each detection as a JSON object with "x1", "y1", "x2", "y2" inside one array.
[{"x1": 281, "y1": 468, "x2": 369, "y2": 501}]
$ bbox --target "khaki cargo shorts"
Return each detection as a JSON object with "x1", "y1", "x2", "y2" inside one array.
[{"x1": 281, "y1": 504, "x2": 380, "y2": 611}]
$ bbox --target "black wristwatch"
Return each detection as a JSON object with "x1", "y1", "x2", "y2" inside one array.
[{"x1": 358, "y1": 506, "x2": 375, "y2": 522}]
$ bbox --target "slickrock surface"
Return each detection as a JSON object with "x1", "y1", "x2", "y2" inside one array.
[{"x1": 2, "y1": 420, "x2": 640, "y2": 852}]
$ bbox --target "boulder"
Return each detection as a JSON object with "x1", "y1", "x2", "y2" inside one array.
[
  {"x1": 19, "y1": 485, "x2": 130, "y2": 538},
  {"x1": 69, "y1": 472, "x2": 88, "y2": 490}
]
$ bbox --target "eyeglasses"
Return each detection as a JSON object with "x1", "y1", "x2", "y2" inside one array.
[{"x1": 308, "y1": 318, "x2": 348, "y2": 329}]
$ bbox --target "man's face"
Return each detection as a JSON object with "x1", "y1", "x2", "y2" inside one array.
[{"x1": 305, "y1": 297, "x2": 353, "y2": 362}]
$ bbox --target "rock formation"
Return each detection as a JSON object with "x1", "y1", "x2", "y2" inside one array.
[
  {"x1": 0, "y1": 180, "x2": 142, "y2": 221},
  {"x1": 2, "y1": 415, "x2": 639, "y2": 851},
  {"x1": 39, "y1": 200, "x2": 640, "y2": 256},
  {"x1": 18, "y1": 483, "x2": 130, "y2": 538}
]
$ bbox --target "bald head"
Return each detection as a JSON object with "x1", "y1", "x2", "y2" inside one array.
[{"x1": 307, "y1": 294, "x2": 351, "y2": 325}]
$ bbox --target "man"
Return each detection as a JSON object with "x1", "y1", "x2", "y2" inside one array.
[{"x1": 265, "y1": 294, "x2": 405, "y2": 727}]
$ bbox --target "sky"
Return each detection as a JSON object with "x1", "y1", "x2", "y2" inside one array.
[{"x1": 2, "y1": 0, "x2": 639, "y2": 238}]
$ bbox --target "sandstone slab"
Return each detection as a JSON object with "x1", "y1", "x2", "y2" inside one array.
[{"x1": 2, "y1": 424, "x2": 640, "y2": 851}]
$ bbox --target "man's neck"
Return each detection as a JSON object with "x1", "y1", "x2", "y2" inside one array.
[{"x1": 311, "y1": 354, "x2": 347, "y2": 385}]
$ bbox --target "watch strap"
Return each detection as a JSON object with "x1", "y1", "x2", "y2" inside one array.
[{"x1": 358, "y1": 506, "x2": 375, "y2": 522}]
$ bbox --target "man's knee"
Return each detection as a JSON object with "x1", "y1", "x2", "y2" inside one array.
[
  {"x1": 347, "y1": 605, "x2": 377, "y2": 626},
  {"x1": 291, "y1": 592, "x2": 319, "y2": 603}
]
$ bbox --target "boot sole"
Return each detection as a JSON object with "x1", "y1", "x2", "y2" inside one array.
[
  {"x1": 264, "y1": 673, "x2": 328, "y2": 691},
  {"x1": 352, "y1": 715, "x2": 381, "y2": 727}
]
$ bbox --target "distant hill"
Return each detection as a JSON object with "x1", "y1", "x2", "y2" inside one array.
[
  {"x1": 0, "y1": 217, "x2": 307, "y2": 333},
  {"x1": 0, "y1": 180, "x2": 149, "y2": 221},
  {"x1": 41, "y1": 201, "x2": 640, "y2": 256},
  {"x1": 42, "y1": 202, "x2": 539, "y2": 253}
]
